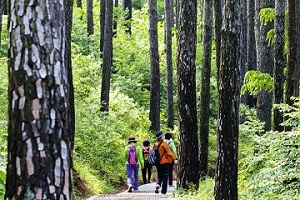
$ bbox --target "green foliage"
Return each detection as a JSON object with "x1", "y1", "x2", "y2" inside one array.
[
  {"x1": 259, "y1": 8, "x2": 275, "y2": 26},
  {"x1": 267, "y1": 29, "x2": 275, "y2": 46},
  {"x1": 241, "y1": 70, "x2": 273, "y2": 96}
]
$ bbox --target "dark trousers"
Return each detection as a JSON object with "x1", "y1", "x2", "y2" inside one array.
[
  {"x1": 156, "y1": 163, "x2": 171, "y2": 194},
  {"x1": 142, "y1": 163, "x2": 152, "y2": 184},
  {"x1": 168, "y1": 162, "x2": 174, "y2": 185}
]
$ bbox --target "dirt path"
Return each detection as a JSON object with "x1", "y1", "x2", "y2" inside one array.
[{"x1": 86, "y1": 182, "x2": 177, "y2": 200}]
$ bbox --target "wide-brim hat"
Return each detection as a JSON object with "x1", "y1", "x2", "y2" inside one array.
[
  {"x1": 156, "y1": 131, "x2": 164, "y2": 139},
  {"x1": 128, "y1": 135, "x2": 137, "y2": 143}
]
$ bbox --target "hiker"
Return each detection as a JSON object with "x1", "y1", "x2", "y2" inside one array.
[
  {"x1": 154, "y1": 131, "x2": 178, "y2": 194},
  {"x1": 124, "y1": 135, "x2": 144, "y2": 192},
  {"x1": 141, "y1": 140, "x2": 153, "y2": 184},
  {"x1": 164, "y1": 132, "x2": 178, "y2": 187}
]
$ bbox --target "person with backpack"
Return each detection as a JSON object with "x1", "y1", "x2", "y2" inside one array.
[
  {"x1": 154, "y1": 131, "x2": 178, "y2": 194},
  {"x1": 124, "y1": 135, "x2": 144, "y2": 192},
  {"x1": 164, "y1": 132, "x2": 178, "y2": 187},
  {"x1": 141, "y1": 140, "x2": 153, "y2": 184}
]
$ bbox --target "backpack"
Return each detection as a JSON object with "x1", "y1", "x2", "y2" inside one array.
[
  {"x1": 142, "y1": 147, "x2": 151, "y2": 164},
  {"x1": 128, "y1": 145, "x2": 137, "y2": 166},
  {"x1": 148, "y1": 141, "x2": 163, "y2": 166}
]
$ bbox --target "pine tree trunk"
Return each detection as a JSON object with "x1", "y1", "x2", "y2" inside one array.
[
  {"x1": 273, "y1": 0, "x2": 285, "y2": 131},
  {"x1": 164, "y1": 0, "x2": 174, "y2": 129},
  {"x1": 214, "y1": 0, "x2": 240, "y2": 199},
  {"x1": 177, "y1": 0, "x2": 199, "y2": 189},
  {"x1": 100, "y1": 0, "x2": 113, "y2": 112},
  {"x1": 87, "y1": 0, "x2": 94, "y2": 36},
  {"x1": 199, "y1": 0, "x2": 212, "y2": 178},
  {"x1": 5, "y1": 0, "x2": 74, "y2": 198},
  {"x1": 148, "y1": 0, "x2": 160, "y2": 132}
]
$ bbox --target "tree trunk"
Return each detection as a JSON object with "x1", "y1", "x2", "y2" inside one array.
[
  {"x1": 245, "y1": 0, "x2": 257, "y2": 108},
  {"x1": 164, "y1": 0, "x2": 174, "y2": 129},
  {"x1": 148, "y1": 0, "x2": 160, "y2": 132},
  {"x1": 255, "y1": 0, "x2": 274, "y2": 131},
  {"x1": 273, "y1": 0, "x2": 285, "y2": 131},
  {"x1": 214, "y1": 0, "x2": 240, "y2": 199},
  {"x1": 100, "y1": 0, "x2": 113, "y2": 112},
  {"x1": 76, "y1": 0, "x2": 82, "y2": 8},
  {"x1": 87, "y1": 0, "x2": 94, "y2": 36},
  {"x1": 5, "y1": 0, "x2": 74, "y2": 199},
  {"x1": 213, "y1": 0, "x2": 222, "y2": 86},
  {"x1": 239, "y1": 1, "x2": 248, "y2": 107},
  {"x1": 286, "y1": 0, "x2": 300, "y2": 106},
  {"x1": 123, "y1": 0, "x2": 132, "y2": 34},
  {"x1": 100, "y1": 0, "x2": 106, "y2": 55},
  {"x1": 177, "y1": 0, "x2": 199, "y2": 189},
  {"x1": 199, "y1": 0, "x2": 212, "y2": 178}
]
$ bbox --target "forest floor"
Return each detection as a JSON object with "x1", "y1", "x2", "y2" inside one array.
[{"x1": 86, "y1": 181, "x2": 177, "y2": 200}]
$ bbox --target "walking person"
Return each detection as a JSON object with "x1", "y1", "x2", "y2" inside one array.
[
  {"x1": 124, "y1": 135, "x2": 144, "y2": 192},
  {"x1": 164, "y1": 132, "x2": 178, "y2": 187},
  {"x1": 154, "y1": 131, "x2": 178, "y2": 194},
  {"x1": 141, "y1": 140, "x2": 153, "y2": 184}
]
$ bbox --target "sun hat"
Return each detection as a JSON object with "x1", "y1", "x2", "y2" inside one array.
[
  {"x1": 128, "y1": 135, "x2": 137, "y2": 143},
  {"x1": 156, "y1": 131, "x2": 164, "y2": 139}
]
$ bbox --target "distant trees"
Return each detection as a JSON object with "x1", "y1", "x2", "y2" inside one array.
[
  {"x1": 6, "y1": 0, "x2": 74, "y2": 198},
  {"x1": 214, "y1": 0, "x2": 240, "y2": 198},
  {"x1": 176, "y1": 0, "x2": 199, "y2": 189}
]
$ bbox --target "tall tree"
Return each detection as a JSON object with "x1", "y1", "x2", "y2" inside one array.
[
  {"x1": 5, "y1": 0, "x2": 74, "y2": 198},
  {"x1": 0, "y1": 0, "x2": 4, "y2": 45},
  {"x1": 177, "y1": 0, "x2": 199, "y2": 189},
  {"x1": 148, "y1": 0, "x2": 160, "y2": 132},
  {"x1": 100, "y1": 0, "x2": 113, "y2": 112},
  {"x1": 245, "y1": 0, "x2": 257, "y2": 108},
  {"x1": 164, "y1": 0, "x2": 174, "y2": 129},
  {"x1": 199, "y1": 0, "x2": 212, "y2": 178},
  {"x1": 214, "y1": 0, "x2": 240, "y2": 199},
  {"x1": 273, "y1": 0, "x2": 285, "y2": 131},
  {"x1": 100, "y1": 0, "x2": 106, "y2": 55},
  {"x1": 76, "y1": 0, "x2": 82, "y2": 8},
  {"x1": 286, "y1": 0, "x2": 299, "y2": 106},
  {"x1": 87, "y1": 0, "x2": 94, "y2": 36},
  {"x1": 123, "y1": 0, "x2": 132, "y2": 34},
  {"x1": 255, "y1": 0, "x2": 274, "y2": 131},
  {"x1": 213, "y1": 0, "x2": 222, "y2": 85}
]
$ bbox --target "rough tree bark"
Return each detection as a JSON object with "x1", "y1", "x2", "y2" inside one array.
[
  {"x1": 87, "y1": 0, "x2": 94, "y2": 36},
  {"x1": 100, "y1": 0, "x2": 113, "y2": 112},
  {"x1": 214, "y1": 0, "x2": 240, "y2": 199},
  {"x1": 177, "y1": 0, "x2": 199, "y2": 189},
  {"x1": 273, "y1": 0, "x2": 285, "y2": 131},
  {"x1": 199, "y1": 0, "x2": 212, "y2": 178},
  {"x1": 148, "y1": 0, "x2": 160, "y2": 132},
  {"x1": 5, "y1": 0, "x2": 74, "y2": 199},
  {"x1": 164, "y1": 0, "x2": 174, "y2": 129}
]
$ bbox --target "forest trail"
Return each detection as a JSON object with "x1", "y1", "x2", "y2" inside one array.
[{"x1": 86, "y1": 181, "x2": 177, "y2": 200}]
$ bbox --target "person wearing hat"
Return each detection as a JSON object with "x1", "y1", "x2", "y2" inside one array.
[
  {"x1": 154, "y1": 131, "x2": 178, "y2": 194},
  {"x1": 123, "y1": 135, "x2": 144, "y2": 192}
]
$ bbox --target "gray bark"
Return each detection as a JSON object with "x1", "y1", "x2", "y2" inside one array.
[
  {"x1": 100, "y1": 0, "x2": 106, "y2": 55},
  {"x1": 87, "y1": 0, "x2": 94, "y2": 36},
  {"x1": 199, "y1": 0, "x2": 212, "y2": 178},
  {"x1": 148, "y1": 0, "x2": 160, "y2": 132},
  {"x1": 255, "y1": 0, "x2": 274, "y2": 131},
  {"x1": 100, "y1": 0, "x2": 113, "y2": 112},
  {"x1": 214, "y1": 0, "x2": 240, "y2": 199},
  {"x1": 5, "y1": 0, "x2": 73, "y2": 199},
  {"x1": 286, "y1": 0, "x2": 300, "y2": 106},
  {"x1": 273, "y1": 0, "x2": 285, "y2": 131},
  {"x1": 177, "y1": 0, "x2": 199, "y2": 189},
  {"x1": 164, "y1": 0, "x2": 174, "y2": 129}
]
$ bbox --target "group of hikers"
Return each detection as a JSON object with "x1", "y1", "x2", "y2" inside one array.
[{"x1": 124, "y1": 131, "x2": 178, "y2": 194}]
